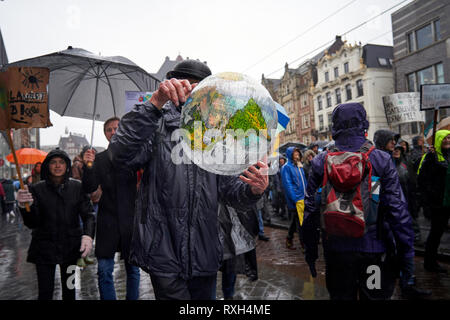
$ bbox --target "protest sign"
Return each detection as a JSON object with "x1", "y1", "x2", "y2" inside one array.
[
  {"x1": 382, "y1": 92, "x2": 424, "y2": 127},
  {"x1": 420, "y1": 83, "x2": 450, "y2": 110},
  {"x1": 0, "y1": 67, "x2": 52, "y2": 130}
]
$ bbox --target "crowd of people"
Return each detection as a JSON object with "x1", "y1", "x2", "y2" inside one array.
[{"x1": 1, "y1": 59, "x2": 449, "y2": 301}]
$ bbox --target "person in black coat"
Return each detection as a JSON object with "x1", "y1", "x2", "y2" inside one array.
[
  {"x1": 418, "y1": 130, "x2": 450, "y2": 273},
  {"x1": 109, "y1": 60, "x2": 268, "y2": 300},
  {"x1": 17, "y1": 149, "x2": 95, "y2": 300},
  {"x1": 82, "y1": 116, "x2": 142, "y2": 300}
]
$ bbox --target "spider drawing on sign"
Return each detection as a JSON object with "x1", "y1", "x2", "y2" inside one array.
[{"x1": 21, "y1": 68, "x2": 45, "y2": 90}]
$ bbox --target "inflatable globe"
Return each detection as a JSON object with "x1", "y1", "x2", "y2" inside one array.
[{"x1": 179, "y1": 72, "x2": 278, "y2": 175}]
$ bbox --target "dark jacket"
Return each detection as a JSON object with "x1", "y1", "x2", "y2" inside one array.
[
  {"x1": 281, "y1": 147, "x2": 307, "y2": 209},
  {"x1": 407, "y1": 136, "x2": 424, "y2": 192},
  {"x1": 109, "y1": 101, "x2": 262, "y2": 279},
  {"x1": 418, "y1": 130, "x2": 450, "y2": 209},
  {"x1": 303, "y1": 103, "x2": 414, "y2": 259},
  {"x1": 20, "y1": 149, "x2": 95, "y2": 265},
  {"x1": 72, "y1": 155, "x2": 102, "y2": 204},
  {"x1": 1, "y1": 179, "x2": 15, "y2": 203},
  {"x1": 373, "y1": 129, "x2": 397, "y2": 152},
  {"x1": 82, "y1": 148, "x2": 138, "y2": 259}
]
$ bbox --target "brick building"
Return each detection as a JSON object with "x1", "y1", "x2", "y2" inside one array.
[{"x1": 391, "y1": 0, "x2": 450, "y2": 134}]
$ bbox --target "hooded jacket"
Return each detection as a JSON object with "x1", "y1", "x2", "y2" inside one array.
[
  {"x1": 281, "y1": 147, "x2": 307, "y2": 210},
  {"x1": 417, "y1": 130, "x2": 450, "y2": 209},
  {"x1": 303, "y1": 103, "x2": 414, "y2": 259},
  {"x1": 373, "y1": 129, "x2": 397, "y2": 152},
  {"x1": 109, "y1": 101, "x2": 262, "y2": 279},
  {"x1": 20, "y1": 149, "x2": 95, "y2": 264}
]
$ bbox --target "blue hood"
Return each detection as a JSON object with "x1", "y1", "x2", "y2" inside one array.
[
  {"x1": 331, "y1": 103, "x2": 369, "y2": 152},
  {"x1": 286, "y1": 147, "x2": 301, "y2": 164}
]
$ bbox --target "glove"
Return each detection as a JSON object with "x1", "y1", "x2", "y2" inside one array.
[
  {"x1": 17, "y1": 186, "x2": 34, "y2": 208},
  {"x1": 80, "y1": 235, "x2": 93, "y2": 258},
  {"x1": 296, "y1": 200, "x2": 305, "y2": 226}
]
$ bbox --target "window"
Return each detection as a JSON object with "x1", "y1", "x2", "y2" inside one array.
[
  {"x1": 325, "y1": 71, "x2": 329, "y2": 82},
  {"x1": 407, "y1": 62, "x2": 444, "y2": 91},
  {"x1": 408, "y1": 20, "x2": 441, "y2": 52},
  {"x1": 356, "y1": 80, "x2": 364, "y2": 97},
  {"x1": 436, "y1": 63, "x2": 444, "y2": 83},
  {"x1": 302, "y1": 115, "x2": 310, "y2": 129},
  {"x1": 434, "y1": 20, "x2": 441, "y2": 41},
  {"x1": 344, "y1": 62, "x2": 349, "y2": 74},
  {"x1": 334, "y1": 67, "x2": 339, "y2": 79},
  {"x1": 408, "y1": 32, "x2": 415, "y2": 53},
  {"x1": 326, "y1": 92, "x2": 332, "y2": 108},
  {"x1": 378, "y1": 58, "x2": 389, "y2": 66},
  {"x1": 345, "y1": 84, "x2": 352, "y2": 101},
  {"x1": 327, "y1": 113, "x2": 333, "y2": 130},
  {"x1": 319, "y1": 115, "x2": 324, "y2": 131},
  {"x1": 417, "y1": 66, "x2": 434, "y2": 85},
  {"x1": 416, "y1": 23, "x2": 433, "y2": 50},
  {"x1": 335, "y1": 88, "x2": 341, "y2": 104},
  {"x1": 407, "y1": 73, "x2": 416, "y2": 92},
  {"x1": 317, "y1": 95, "x2": 323, "y2": 111}
]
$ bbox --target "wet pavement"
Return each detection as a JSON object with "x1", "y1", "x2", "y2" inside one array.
[{"x1": 1, "y1": 211, "x2": 449, "y2": 300}]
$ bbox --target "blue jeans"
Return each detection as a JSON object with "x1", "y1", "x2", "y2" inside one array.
[
  {"x1": 257, "y1": 210, "x2": 264, "y2": 236},
  {"x1": 97, "y1": 258, "x2": 140, "y2": 300}
]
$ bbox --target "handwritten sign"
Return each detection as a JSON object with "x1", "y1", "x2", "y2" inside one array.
[
  {"x1": 125, "y1": 91, "x2": 153, "y2": 113},
  {"x1": 382, "y1": 92, "x2": 424, "y2": 127},
  {"x1": 420, "y1": 83, "x2": 450, "y2": 110},
  {"x1": 0, "y1": 67, "x2": 52, "y2": 129}
]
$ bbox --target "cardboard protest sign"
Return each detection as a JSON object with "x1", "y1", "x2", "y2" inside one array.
[
  {"x1": 420, "y1": 83, "x2": 450, "y2": 110},
  {"x1": 382, "y1": 92, "x2": 424, "y2": 127},
  {"x1": 0, "y1": 67, "x2": 52, "y2": 130}
]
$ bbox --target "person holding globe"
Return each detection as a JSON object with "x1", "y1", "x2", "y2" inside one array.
[{"x1": 109, "y1": 60, "x2": 269, "y2": 300}]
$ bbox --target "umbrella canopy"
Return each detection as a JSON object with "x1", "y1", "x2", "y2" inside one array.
[
  {"x1": 6, "y1": 148, "x2": 48, "y2": 165},
  {"x1": 6, "y1": 47, "x2": 160, "y2": 122}
]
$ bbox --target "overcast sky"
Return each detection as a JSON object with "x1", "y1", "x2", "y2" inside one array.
[{"x1": 0, "y1": 0, "x2": 414, "y2": 148}]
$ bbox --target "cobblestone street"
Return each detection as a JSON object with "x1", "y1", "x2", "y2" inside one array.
[{"x1": 1, "y1": 214, "x2": 449, "y2": 300}]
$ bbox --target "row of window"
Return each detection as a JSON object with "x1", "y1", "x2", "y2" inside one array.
[
  {"x1": 407, "y1": 62, "x2": 444, "y2": 92},
  {"x1": 324, "y1": 62, "x2": 349, "y2": 82},
  {"x1": 317, "y1": 80, "x2": 363, "y2": 110},
  {"x1": 407, "y1": 19, "x2": 441, "y2": 53}
]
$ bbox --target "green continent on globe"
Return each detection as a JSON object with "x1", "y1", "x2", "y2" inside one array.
[{"x1": 225, "y1": 98, "x2": 269, "y2": 140}]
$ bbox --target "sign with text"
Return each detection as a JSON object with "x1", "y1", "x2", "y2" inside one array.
[
  {"x1": 125, "y1": 91, "x2": 153, "y2": 114},
  {"x1": 0, "y1": 67, "x2": 52, "y2": 130},
  {"x1": 420, "y1": 83, "x2": 450, "y2": 110},
  {"x1": 382, "y1": 92, "x2": 424, "y2": 127}
]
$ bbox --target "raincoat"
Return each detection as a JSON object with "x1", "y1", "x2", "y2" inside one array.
[
  {"x1": 109, "y1": 101, "x2": 262, "y2": 279},
  {"x1": 281, "y1": 147, "x2": 307, "y2": 210},
  {"x1": 303, "y1": 103, "x2": 414, "y2": 260},
  {"x1": 20, "y1": 149, "x2": 95, "y2": 264},
  {"x1": 417, "y1": 130, "x2": 450, "y2": 209}
]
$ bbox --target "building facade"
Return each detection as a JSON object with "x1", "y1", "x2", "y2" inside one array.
[
  {"x1": 58, "y1": 132, "x2": 89, "y2": 162},
  {"x1": 262, "y1": 61, "x2": 317, "y2": 146},
  {"x1": 313, "y1": 41, "x2": 393, "y2": 141},
  {"x1": 391, "y1": 0, "x2": 450, "y2": 134}
]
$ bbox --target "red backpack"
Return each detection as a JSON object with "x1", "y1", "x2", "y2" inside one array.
[{"x1": 320, "y1": 141, "x2": 380, "y2": 238}]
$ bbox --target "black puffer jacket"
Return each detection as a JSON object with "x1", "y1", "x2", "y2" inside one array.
[
  {"x1": 110, "y1": 101, "x2": 262, "y2": 279},
  {"x1": 20, "y1": 149, "x2": 95, "y2": 265}
]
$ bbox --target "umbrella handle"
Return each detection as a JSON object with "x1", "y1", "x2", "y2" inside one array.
[{"x1": 87, "y1": 161, "x2": 93, "y2": 168}]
